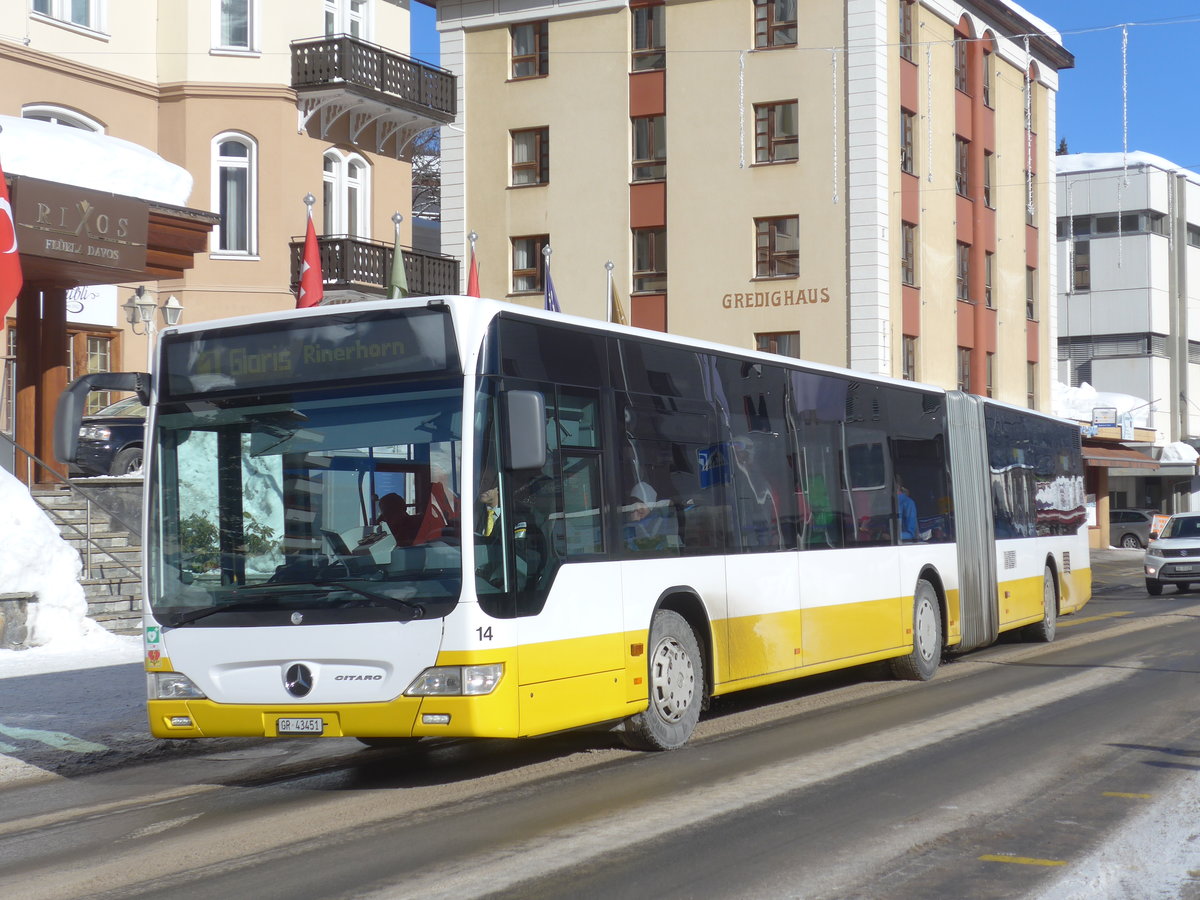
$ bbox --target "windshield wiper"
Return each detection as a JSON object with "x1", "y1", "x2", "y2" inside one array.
[{"x1": 166, "y1": 580, "x2": 425, "y2": 627}]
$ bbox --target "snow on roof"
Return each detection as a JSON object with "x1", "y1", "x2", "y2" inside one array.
[
  {"x1": 1001, "y1": 0, "x2": 1062, "y2": 46},
  {"x1": 0, "y1": 115, "x2": 193, "y2": 207},
  {"x1": 1057, "y1": 151, "x2": 1200, "y2": 185},
  {"x1": 1053, "y1": 381, "x2": 1156, "y2": 431}
]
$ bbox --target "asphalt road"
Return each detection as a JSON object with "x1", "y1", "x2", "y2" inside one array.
[{"x1": 1, "y1": 548, "x2": 1198, "y2": 899}]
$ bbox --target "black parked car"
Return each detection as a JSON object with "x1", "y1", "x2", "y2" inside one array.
[{"x1": 74, "y1": 396, "x2": 146, "y2": 476}]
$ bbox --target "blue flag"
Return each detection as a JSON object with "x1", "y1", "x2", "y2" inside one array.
[{"x1": 544, "y1": 267, "x2": 561, "y2": 313}]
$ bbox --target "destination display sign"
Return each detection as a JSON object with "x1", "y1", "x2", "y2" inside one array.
[{"x1": 162, "y1": 308, "x2": 459, "y2": 399}]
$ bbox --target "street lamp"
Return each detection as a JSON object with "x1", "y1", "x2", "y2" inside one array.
[{"x1": 122, "y1": 286, "x2": 185, "y2": 371}]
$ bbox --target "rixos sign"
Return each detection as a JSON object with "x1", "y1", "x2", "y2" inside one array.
[{"x1": 12, "y1": 176, "x2": 148, "y2": 271}]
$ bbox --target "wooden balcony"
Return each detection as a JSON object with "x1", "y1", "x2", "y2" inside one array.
[
  {"x1": 290, "y1": 235, "x2": 460, "y2": 301},
  {"x1": 292, "y1": 35, "x2": 456, "y2": 153}
]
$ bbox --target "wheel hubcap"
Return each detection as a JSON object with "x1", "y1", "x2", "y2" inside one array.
[
  {"x1": 914, "y1": 598, "x2": 937, "y2": 661},
  {"x1": 650, "y1": 636, "x2": 694, "y2": 723}
]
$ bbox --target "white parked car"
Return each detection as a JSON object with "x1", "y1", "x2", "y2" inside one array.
[{"x1": 1143, "y1": 511, "x2": 1200, "y2": 595}]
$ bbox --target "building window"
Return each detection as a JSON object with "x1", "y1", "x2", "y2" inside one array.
[
  {"x1": 757, "y1": 332, "x2": 801, "y2": 358},
  {"x1": 512, "y1": 235, "x2": 549, "y2": 293},
  {"x1": 631, "y1": 3, "x2": 665, "y2": 71},
  {"x1": 898, "y1": 0, "x2": 914, "y2": 62},
  {"x1": 212, "y1": 133, "x2": 257, "y2": 254},
  {"x1": 511, "y1": 21, "x2": 549, "y2": 79},
  {"x1": 753, "y1": 0, "x2": 796, "y2": 49},
  {"x1": 1072, "y1": 240, "x2": 1090, "y2": 292},
  {"x1": 633, "y1": 227, "x2": 667, "y2": 293},
  {"x1": 984, "y1": 251, "x2": 994, "y2": 308},
  {"x1": 511, "y1": 128, "x2": 549, "y2": 186},
  {"x1": 323, "y1": 149, "x2": 370, "y2": 238},
  {"x1": 1027, "y1": 362, "x2": 1037, "y2": 408},
  {"x1": 900, "y1": 109, "x2": 916, "y2": 175},
  {"x1": 755, "y1": 216, "x2": 799, "y2": 278},
  {"x1": 956, "y1": 243, "x2": 970, "y2": 301},
  {"x1": 985, "y1": 352, "x2": 994, "y2": 398},
  {"x1": 632, "y1": 115, "x2": 666, "y2": 181},
  {"x1": 754, "y1": 101, "x2": 798, "y2": 164},
  {"x1": 955, "y1": 138, "x2": 970, "y2": 197},
  {"x1": 982, "y1": 51, "x2": 992, "y2": 107},
  {"x1": 1026, "y1": 267, "x2": 1037, "y2": 319},
  {"x1": 32, "y1": 0, "x2": 103, "y2": 30},
  {"x1": 983, "y1": 151, "x2": 994, "y2": 207},
  {"x1": 325, "y1": 0, "x2": 370, "y2": 38},
  {"x1": 957, "y1": 347, "x2": 972, "y2": 392},
  {"x1": 902, "y1": 336, "x2": 917, "y2": 381},
  {"x1": 83, "y1": 335, "x2": 114, "y2": 414},
  {"x1": 901, "y1": 223, "x2": 917, "y2": 286},
  {"x1": 214, "y1": 0, "x2": 256, "y2": 50},
  {"x1": 954, "y1": 38, "x2": 968, "y2": 93},
  {"x1": 22, "y1": 105, "x2": 104, "y2": 132},
  {"x1": 1187, "y1": 224, "x2": 1200, "y2": 248}
]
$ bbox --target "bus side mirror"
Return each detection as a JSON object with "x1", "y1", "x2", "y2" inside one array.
[
  {"x1": 503, "y1": 390, "x2": 546, "y2": 471},
  {"x1": 54, "y1": 372, "x2": 150, "y2": 465}
]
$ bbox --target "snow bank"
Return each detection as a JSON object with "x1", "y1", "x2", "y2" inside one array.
[
  {"x1": 0, "y1": 467, "x2": 116, "y2": 648},
  {"x1": 1052, "y1": 382, "x2": 1155, "y2": 430},
  {"x1": 0, "y1": 114, "x2": 193, "y2": 207}
]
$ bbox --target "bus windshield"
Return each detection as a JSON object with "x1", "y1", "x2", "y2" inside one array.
[{"x1": 148, "y1": 378, "x2": 463, "y2": 627}]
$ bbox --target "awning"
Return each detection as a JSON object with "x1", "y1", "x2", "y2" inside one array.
[{"x1": 1081, "y1": 445, "x2": 1159, "y2": 470}]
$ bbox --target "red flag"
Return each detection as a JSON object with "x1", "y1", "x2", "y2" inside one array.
[
  {"x1": 0, "y1": 156, "x2": 22, "y2": 321},
  {"x1": 466, "y1": 246, "x2": 480, "y2": 298},
  {"x1": 297, "y1": 215, "x2": 323, "y2": 309}
]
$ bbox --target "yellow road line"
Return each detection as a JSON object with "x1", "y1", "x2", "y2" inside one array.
[
  {"x1": 1060, "y1": 611, "x2": 1134, "y2": 628},
  {"x1": 979, "y1": 854, "x2": 1067, "y2": 867},
  {"x1": 1102, "y1": 791, "x2": 1152, "y2": 799}
]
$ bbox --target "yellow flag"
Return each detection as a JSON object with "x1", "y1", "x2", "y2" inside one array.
[{"x1": 610, "y1": 277, "x2": 628, "y2": 326}]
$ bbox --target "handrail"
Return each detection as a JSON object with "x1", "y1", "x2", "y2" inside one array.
[{"x1": 0, "y1": 431, "x2": 141, "y2": 581}]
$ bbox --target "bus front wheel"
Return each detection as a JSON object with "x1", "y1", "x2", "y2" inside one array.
[
  {"x1": 622, "y1": 609, "x2": 704, "y2": 751},
  {"x1": 891, "y1": 579, "x2": 942, "y2": 681}
]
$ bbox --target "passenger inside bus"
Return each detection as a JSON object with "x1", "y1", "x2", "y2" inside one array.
[
  {"x1": 624, "y1": 481, "x2": 677, "y2": 552},
  {"x1": 375, "y1": 492, "x2": 418, "y2": 545}
]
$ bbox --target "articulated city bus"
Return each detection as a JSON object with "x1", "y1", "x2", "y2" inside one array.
[{"x1": 55, "y1": 297, "x2": 1090, "y2": 750}]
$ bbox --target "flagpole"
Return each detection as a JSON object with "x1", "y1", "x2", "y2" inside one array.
[{"x1": 605, "y1": 260, "x2": 614, "y2": 324}]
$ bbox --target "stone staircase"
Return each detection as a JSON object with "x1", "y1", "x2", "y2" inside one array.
[{"x1": 31, "y1": 485, "x2": 143, "y2": 636}]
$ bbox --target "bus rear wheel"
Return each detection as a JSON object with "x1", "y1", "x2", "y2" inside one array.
[
  {"x1": 622, "y1": 609, "x2": 704, "y2": 751},
  {"x1": 1022, "y1": 566, "x2": 1058, "y2": 643},
  {"x1": 891, "y1": 579, "x2": 942, "y2": 681}
]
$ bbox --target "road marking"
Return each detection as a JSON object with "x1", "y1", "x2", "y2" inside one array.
[
  {"x1": 979, "y1": 854, "x2": 1067, "y2": 867},
  {"x1": 1101, "y1": 791, "x2": 1152, "y2": 800},
  {"x1": 1060, "y1": 611, "x2": 1134, "y2": 628},
  {"x1": 0, "y1": 723, "x2": 109, "y2": 753},
  {"x1": 354, "y1": 665, "x2": 1132, "y2": 900}
]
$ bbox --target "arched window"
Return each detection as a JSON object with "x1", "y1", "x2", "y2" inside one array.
[
  {"x1": 322, "y1": 149, "x2": 371, "y2": 238},
  {"x1": 211, "y1": 133, "x2": 258, "y2": 255},
  {"x1": 22, "y1": 105, "x2": 105, "y2": 133}
]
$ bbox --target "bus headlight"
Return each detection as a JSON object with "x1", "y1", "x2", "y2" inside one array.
[
  {"x1": 405, "y1": 664, "x2": 504, "y2": 696},
  {"x1": 149, "y1": 672, "x2": 207, "y2": 700}
]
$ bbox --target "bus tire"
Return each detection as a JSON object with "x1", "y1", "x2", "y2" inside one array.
[
  {"x1": 1146, "y1": 578, "x2": 1163, "y2": 596},
  {"x1": 1022, "y1": 566, "x2": 1058, "y2": 643},
  {"x1": 621, "y1": 609, "x2": 704, "y2": 751},
  {"x1": 891, "y1": 579, "x2": 942, "y2": 682}
]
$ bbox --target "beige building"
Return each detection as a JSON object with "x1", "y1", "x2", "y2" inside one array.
[
  {"x1": 432, "y1": 0, "x2": 1071, "y2": 406},
  {"x1": 0, "y1": 0, "x2": 457, "y2": 476}
]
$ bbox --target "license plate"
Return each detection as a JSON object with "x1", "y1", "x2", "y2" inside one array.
[
  {"x1": 1174, "y1": 565, "x2": 1193, "y2": 573},
  {"x1": 277, "y1": 717, "x2": 324, "y2": 735}
]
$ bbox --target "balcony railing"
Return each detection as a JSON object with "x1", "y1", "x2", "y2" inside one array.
[
  {"x1": 290, "y1": 235, "x2": 460, "y2": 299},
  {"x1": 292, "y1": 35, "x2": 456, "y2": 124}
]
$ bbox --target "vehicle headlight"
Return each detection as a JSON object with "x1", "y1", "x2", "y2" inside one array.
[
  {"x1": 405, "y1": 664, "x2": 504, "y2": 696},
  {"x1": 79, "y1": 425, "x2": 112, "y2": 441},
  {"x1": 149, "y1": 672, "x2": 207, "y2": 700}
]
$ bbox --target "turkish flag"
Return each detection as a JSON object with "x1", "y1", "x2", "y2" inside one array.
[
  {"x1": 0, "y1": 156, "x2": 21, "y2": 321},
  {"x1": 296, "y1": 215, "x2": 323, "y2": 309},
  {"x1": 466, "y1": 246, "x2": 480, "y2": 298}
]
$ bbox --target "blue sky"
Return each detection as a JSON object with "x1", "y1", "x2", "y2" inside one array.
[
  {"x1": 1005, "y1": 2, "x2": 1200, "y2": 169},
  {"x1": 408, "y1": 2, "x2": 1200, "y2": 171}
]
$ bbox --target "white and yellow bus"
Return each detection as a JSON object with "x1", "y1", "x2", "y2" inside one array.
[{"x1": 56, "y1": 297, "x2": 1090, "y2": 750}]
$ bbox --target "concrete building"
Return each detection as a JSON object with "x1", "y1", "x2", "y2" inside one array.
[
  {"x1": 1056, "y1": 152, "x2": 1200, "y2": 516},
  {"x1": 429, "y1": 0, "x2": 1071, "y2": 405},
  {"x1": 0, "y1": 0, "x2": 457, "y2": 480}
]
